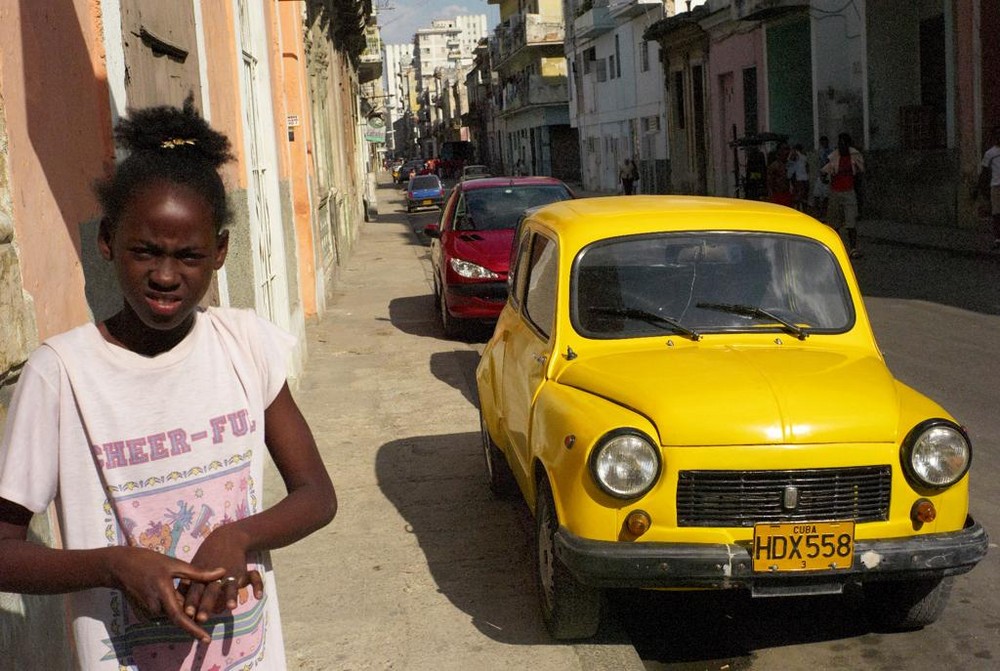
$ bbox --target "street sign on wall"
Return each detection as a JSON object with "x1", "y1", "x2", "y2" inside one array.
[{"x1": 365, "y1": 115, "x2": 386, "y2": 142}]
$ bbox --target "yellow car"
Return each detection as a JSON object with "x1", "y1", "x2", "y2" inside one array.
[{"x1": 476, "y1": 196, "x2": 988, "y2": 640}]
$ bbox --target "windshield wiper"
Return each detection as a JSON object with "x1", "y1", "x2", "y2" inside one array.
[
  {"x1": 695, "y1": 302, "x2": 810, "y2": 340},
  {"x1": 588, "y1": 306, "x2": 701, "y2": 341}
]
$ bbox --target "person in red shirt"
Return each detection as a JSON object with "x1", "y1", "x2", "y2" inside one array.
[
  {"x1": 821, "y1": 133, "x2": 865, "y2": 258},
  {"x1": 767, "y1": 143, "x2": 794, "y2": 207}
]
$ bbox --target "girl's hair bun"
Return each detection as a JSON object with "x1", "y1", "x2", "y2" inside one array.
[
  {"x1": 95, "y1": 93, "x2": 235, "y2": 230},
  {"x1": 115, "y1": 93, "x2": 234, "y2": 168}
]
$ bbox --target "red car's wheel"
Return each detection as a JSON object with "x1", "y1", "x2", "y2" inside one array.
[{"x1": 439, "y1": 288, "x2": 463, "y2": 338}]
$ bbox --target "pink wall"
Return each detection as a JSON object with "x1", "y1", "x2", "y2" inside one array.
[
  {"x1": 708, "y1": 28, "x2": 764, "y2": 196},
  {"x1": 0, "y1": 0, "x2": 113, "y2": 338}
]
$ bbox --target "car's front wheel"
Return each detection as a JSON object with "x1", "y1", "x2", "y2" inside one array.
[
  {"x1": 535, "y1": 479, "x2": 601, "y2": 640},
  {"x1": 439, "y1": 288, "x2": 463, "y2": 338},
  {"x1": 865, "y1": 576, "x2": 953, "y2": 630},
  {"x1": 480, "y1": 408, "x2": 514, "y2": 497}
]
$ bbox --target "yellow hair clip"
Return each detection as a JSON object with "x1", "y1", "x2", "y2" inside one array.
[{"x1": 160, "y1": 138, "x2": 197, "y2": 149}]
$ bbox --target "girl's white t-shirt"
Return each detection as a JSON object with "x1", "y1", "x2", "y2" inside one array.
[{"x1": 0, "y1": 307, "x2": 292, "y2": 670}]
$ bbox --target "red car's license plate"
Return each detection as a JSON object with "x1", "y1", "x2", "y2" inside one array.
[{"x1": 752, "y1": 521, "x2": 854, "y2": 572}]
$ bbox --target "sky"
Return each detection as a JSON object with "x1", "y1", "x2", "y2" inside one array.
[{"x1": 377, "y1": 0, "x2": 501, "y2": 46}]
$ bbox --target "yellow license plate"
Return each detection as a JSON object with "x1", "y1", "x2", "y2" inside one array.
[
  {"x1": 422, "y1": 199, "x2": 432, "y2": 205},
  {"x1": 752, "y1": 521, "x2": 854, "y2": 572}
]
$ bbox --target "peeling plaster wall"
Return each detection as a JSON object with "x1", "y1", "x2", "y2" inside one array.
[{"x1": 0, "y1": 96, "x2": 39, "y2": 419}]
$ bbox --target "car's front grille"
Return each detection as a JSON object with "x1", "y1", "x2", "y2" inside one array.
[
  {"x1": 452, "y1": 282, "x2": 508, "y2": 300},
  {"x1": 676, "y1": 466, "x2": 891, "y2": 527}
]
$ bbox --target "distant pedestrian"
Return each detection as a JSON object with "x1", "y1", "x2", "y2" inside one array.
[
  {"x1": 813, "y1": 135, "x2": 832, "y2": 219},
  {"x1": 822, "y1": 132, "x2": 865, "y2": 258},
  {"x1": 787, "y1": 144, "x2": 809, "y2": 211},
  {"x1": 619, "y1": 158, "x2": 639, "y2": 195},
  {"x1": 979, "y1": 125, "x2": 1000, "y2": 250},
  {"x1": 514, "y1": 157, "x2": 526, "y2": 176},
  {"x1": 767, "y1": 143, "x2": 794, "y2": 207}
]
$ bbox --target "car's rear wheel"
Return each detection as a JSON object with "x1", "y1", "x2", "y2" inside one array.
[
  {"x1": 865, "y1": 576, "x2": 953, "y2": 630},
  {"x1": 480, "y1": 408, "x2": 514, "y2": 497},
  {"x1": 535, "y1": 479, "x2": 601, "y2": 640},
  {"x1": 439, "y1": 288, "x2": 463, "y2": 338}
]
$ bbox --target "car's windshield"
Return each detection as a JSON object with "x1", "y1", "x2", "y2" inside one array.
[
  {"x1": 572, "y1": 232, "x2": 854, "y2": 338},
  {"x1": 459, "y1": 185, "x2": 571, "y2": 231},
  {"x1": 410, "y1": 176, "x2": 440, "y2": 190}
]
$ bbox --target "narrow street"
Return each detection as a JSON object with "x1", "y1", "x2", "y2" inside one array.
[
  {"x1": 263, "y1": 176, "x2": 644, "y2": 670},
  {"x1": 265, "y1": 177, "x2": 999, "y2": 670}
]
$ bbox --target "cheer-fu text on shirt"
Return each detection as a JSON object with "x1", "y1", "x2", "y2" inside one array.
[{"x1": 92, "y1": 408, "x2": 256, "y2": 469}]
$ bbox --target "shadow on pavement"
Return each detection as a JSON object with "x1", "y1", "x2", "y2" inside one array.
[
  {"x1": 852, "y1": 238, "x2": 1000, "y2": 315},
  {"x1": 375, "y1": 432, "x2": 632, "y2": 648},
  {"x1": 366, "y1": 205, "x2": 431, "y2": 251},
  {"x1": 429, "y1": 350, "x2": 481, "y2": 409},
  {"x1": 387, "y1": 295, "x2": 441, "y2": 339},
  {"x1": 387, "y1": 295, "x2": 494, "y2": 344},
  {"x1": 614, "y1": 587, "x2": 874, "y2": 667},
  {"x1": 374, "y1": 431, "x2": 551, "y2": 645}
]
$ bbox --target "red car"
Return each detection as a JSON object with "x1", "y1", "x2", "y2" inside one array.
[{"x1": 423, "y1": 176, "x2": 574, "y2": 337}]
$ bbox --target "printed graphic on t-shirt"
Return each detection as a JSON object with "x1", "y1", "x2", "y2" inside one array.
[{"x1": 94, "y1": 407, "x2": 268, "y2": 670}]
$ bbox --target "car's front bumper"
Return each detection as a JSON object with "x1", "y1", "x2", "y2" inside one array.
[
  {"x1": 555, "y1": 516, "x2": 988, "y2": 594},
  {"x1": 445, "y1": 282, "x2": 508, "y2": 319}
]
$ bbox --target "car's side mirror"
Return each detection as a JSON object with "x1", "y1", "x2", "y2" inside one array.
[{"x1": 423, "y1": 224, "x2": 441, "y2": 238}]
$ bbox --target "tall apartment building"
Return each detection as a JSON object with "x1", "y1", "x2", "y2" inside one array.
[
  {"x1": 382, "y1": 42, "x2": 415, "y2": 155},
  {"x1": 413, "y1": 16, "x2": 488, "y2": 156},
  {"x1": 487, "y1": 0, "x2": 578, "y2": 179}
]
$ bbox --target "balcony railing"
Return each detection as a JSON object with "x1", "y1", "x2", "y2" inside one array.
[
  {"x1": 574, "y1": 0, "x2": 614, "y2": 39},
  {"x1": 490, "y1": 14, "x2": 565, "y2": 67},
  {"x1": 358, "y1": 26, "x2": 383, "y2": 83},
  {"x1": 499, "y1": 74, "x2": 568, "y2": 115},
  {"x1": 608, "y1": 0, "x2": 660, "y2": 20},
  {"x1": 733, "y1": 0, "x2": 809, "y2": 21}
]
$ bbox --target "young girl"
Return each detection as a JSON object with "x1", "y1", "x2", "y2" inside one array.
[{"x1": 0, "y1": 99, "x2": 336, "y2": 669}]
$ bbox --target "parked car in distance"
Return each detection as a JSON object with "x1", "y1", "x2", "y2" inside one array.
[
  {"x1": 476, "y1": 195, "x2": 989, "y2": 640},
  {"x1": 460, "y1": 164, "x2": 492, "y2": 182},
  {"x1": 396, "y1": 159, "x2": 425, "y2": 185},
  {"x1": 423, "y1": 176, "x2": 574, "y2": 337},
  {"x1": 405, "y1": 174, "x2": 445, "y2": 213}
]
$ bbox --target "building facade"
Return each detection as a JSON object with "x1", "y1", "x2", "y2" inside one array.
[
  {"x1": 488, "y1": 0, "x2": 579, "y2": 179},
  {"x1": 566, "y1": 0, "x2": 672, "y2": 193},
  {"x1": 413, "y1": 16, "x2": 487, "y2": 157},
  {"x1": 647, "y1": 0, "x2": 1000, "y2": 228}
]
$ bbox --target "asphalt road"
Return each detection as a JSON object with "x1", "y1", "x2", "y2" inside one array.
[{"x1": 268, "y1": 179, "x2": 998, "y2": 670}]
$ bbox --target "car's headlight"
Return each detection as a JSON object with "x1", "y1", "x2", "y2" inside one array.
[
  {"x1": 901, "y1": 419, "x2": 971, "y2": 489},
  {"x1": 449, "y1": 257, "x2": 500, "y2": 279},
  {"x1": 589, "y1": 429, "x2": 660, "y2": 499}
]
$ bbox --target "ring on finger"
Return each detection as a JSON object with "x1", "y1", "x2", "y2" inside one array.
[{"x1": 215, "y1": 576, "x2": 239, "y2": 585}]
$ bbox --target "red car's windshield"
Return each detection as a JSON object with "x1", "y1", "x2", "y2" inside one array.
[{"x1": 459, "y1": 186, "x2": 572, "y2": 231}]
